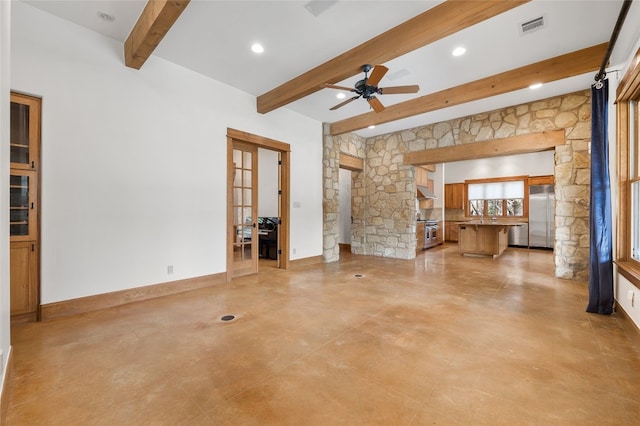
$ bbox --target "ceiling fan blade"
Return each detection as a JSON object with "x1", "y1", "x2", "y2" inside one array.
[
  {"x1": 367, "y1": 96, "x2": 385, "y2": 113},
  {"x1": 366, "y1": 65, "x2": 389, "y2": 87},
  {"x1": 330, "y1": 96, "x2": 360, "y2": 111},
  {"x1": 379, "y1": 85, "x2": 420, "y2": 95},
  {"x1": 322, "y1": 83, "x2": 355, "y2": 92}
]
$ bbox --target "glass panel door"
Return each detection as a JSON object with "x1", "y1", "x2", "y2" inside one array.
[
  {"x1": 10, "y1": 93, "x2": 40, "y2": 170},
  {"x1": 232, "y1": 142, "x2": 258, "y2": 277},
  {"x1": 10, "y1": 170, "x2": 38, "y2": 242}
]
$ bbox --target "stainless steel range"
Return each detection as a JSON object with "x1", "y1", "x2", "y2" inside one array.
[{"x1": 423, "y1": 220, "x2": 439, "y2": 249}]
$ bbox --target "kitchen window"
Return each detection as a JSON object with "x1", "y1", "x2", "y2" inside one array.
[
  {"x1": 469, "y1": 200, "x2": 484, "y2": 216},
  {"x1": 507, "y1": 199, "x2": 524, "y2": 216},
  {"x1": 466, "y1": 178, "x2": 526, "y2": 218}
]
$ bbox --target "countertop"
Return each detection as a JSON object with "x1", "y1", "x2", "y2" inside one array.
[{"x1": 460, "y1": 220, "x2": 527, "y2": 226}]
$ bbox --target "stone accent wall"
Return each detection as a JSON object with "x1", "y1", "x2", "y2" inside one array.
[
  {"x1": 325, "y1": 89, "x2": 592, "y2": 279},
  {"x1": 360, "y1": 136, "x2": 417, "y2": 258},
  {"x1": 334, "y1": 132, "x2": 366, "y2": 158}
]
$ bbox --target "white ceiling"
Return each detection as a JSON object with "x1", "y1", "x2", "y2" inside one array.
[{"x1": 19, "y1": 0, "x2": 640, "y2": 137}]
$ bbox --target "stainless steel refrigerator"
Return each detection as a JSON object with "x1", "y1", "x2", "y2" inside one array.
[{"x1": 529, "y1": 184, "x2": 555, "y2": 249}]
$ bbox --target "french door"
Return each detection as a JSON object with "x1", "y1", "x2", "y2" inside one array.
[
  {"x1": 230, "y1": 141, "x2": 258, "y2": 277},
  {"x1": 226, "y1": 128, "x2": 290, "y2": 280}
]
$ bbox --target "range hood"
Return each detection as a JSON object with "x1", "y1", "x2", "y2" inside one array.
[{"x1": 417, "y1": 185, "x2": 437, "y2": 199}]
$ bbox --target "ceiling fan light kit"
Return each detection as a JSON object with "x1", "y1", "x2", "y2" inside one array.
[{"x1": 322, "y1": 64, "x2": 420, "y2": 112}]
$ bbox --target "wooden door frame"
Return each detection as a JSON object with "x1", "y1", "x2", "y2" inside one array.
[{"x1": 226, "y1": 128, "x2": 290, "y2": 281}]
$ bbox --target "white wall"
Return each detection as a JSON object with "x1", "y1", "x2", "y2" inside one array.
[
  {"x1": 433, "y1": 163, "x2": 444, "y2": 209},
  {"x1": 10, "y1": 2, "x2": 323, "y2": 304},
  {"x1": 1, "y1": 0, "x2": 12, "y2": 389},
  {"x1": 338, "y1": 168, "x2": 351, "y2": 244},
  {"x1": 445, "y1": 151, "x2": 555, "y2": 183},
  {"x1": 258, "y1": 148, "x2": 279, "y2": 218}
]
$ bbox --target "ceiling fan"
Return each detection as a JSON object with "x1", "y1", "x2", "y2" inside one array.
[{"x1": 322, "y1": 64, "x2": 419, "y2": 112}]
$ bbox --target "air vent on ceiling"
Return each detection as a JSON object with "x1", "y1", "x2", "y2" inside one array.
[
  {"x1": 304, "y1": 0, "x2": 338, "y2": 17},
  {"x1": 520, "y1": 16, "x2": 545, "y2": 35},
  {"x1": 385, "y1": 68, "x2": 411, "y2": 81}
]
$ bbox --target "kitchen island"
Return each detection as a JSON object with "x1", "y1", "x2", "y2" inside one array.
[{"x1": 458, "y1": 220, "x2": 527, "y2": 257}]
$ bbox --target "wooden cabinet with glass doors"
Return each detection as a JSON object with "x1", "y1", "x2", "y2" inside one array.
[{"x1": 9, "y1": 92, "x2": 41, "y2": 320}]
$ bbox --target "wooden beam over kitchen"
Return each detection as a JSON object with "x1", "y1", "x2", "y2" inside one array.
[
  {"x1": 124, "y1": 0, "x2": 190, "y2": 69},
  {"x1": 339, "y1": 153, "x2": 364, "y2": 171},
  {"x1": 330, "y1": 43, "x2": 607, "y2": 136},
  {"x1": 404, "y1": 130, "x2": 565, "y2": 165},
  {"x1": 256, "y1": 0, "x2": 529, "y2": 114}
]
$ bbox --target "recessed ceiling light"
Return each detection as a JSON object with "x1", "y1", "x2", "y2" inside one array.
[
  {"x1": 529, "y1": 83, "x2": 543, "y2": 89},
  {"x1": 251, "y1": 43, "x2": 264, "y2": 54},
  {"x1": 336, "y1": 93, "x2": 346, "y2": 99},
  {"x1": 368, "y1": 125, "x2": 376, "y2": 129},
  {"x1": 452, "y1": 46, "x2": 466, "y2": 57},
  {"x1": 96, "y1": 11, "x2": 115, "y2": 22}
]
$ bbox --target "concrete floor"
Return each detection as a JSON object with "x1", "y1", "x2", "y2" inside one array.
[{"x1": 7, "y1": 243, "x2": 640, "y2": 425}]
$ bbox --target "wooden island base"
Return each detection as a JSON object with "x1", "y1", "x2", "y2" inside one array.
[{"x1": 458, "y1": 220, "x2": 526, "y2": 257}]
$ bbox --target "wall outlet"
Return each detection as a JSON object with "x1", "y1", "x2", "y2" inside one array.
[
  {"x1": 293, "y1": 248, "x2": 297, "y2": 255},
  {"x1": 167, "y1": 265, "x2": 174, "y2": 274}
]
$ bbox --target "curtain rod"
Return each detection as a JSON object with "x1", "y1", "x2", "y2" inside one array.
[{"x1": 595, "y1": 0, "x2": 633, "y2": 81}]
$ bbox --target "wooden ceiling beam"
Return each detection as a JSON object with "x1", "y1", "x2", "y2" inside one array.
[
  {"x1": 330, "y1": 43, "x2": 608, "y2": 136},
  {"x1": 124, "y1": 0, "x2": 190, "y2": 69},
  {"x1": 404, "y1": 130, "x2": 566, "y2": 166},
  {"x1": 256, "y1": 0, "x2": 529, "y2": 114}
]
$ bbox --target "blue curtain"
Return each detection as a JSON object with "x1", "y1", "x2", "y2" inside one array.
[{"x1": 586, "y1": 78, "x2": 613, "y2": 315}]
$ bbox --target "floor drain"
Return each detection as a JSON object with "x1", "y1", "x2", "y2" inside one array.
[
  {"x1": 354, "y1": 274, "x2": 364, "y2": 278},
  {"x1": 220, "y1": 315, "x2": 236, "y2": 322}
]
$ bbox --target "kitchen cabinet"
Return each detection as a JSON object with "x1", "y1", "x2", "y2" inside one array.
[
  {"x1": 436, "y1": 222, "x2": 443, "y2": 243},
  {"x1": 416, "y1": 166, "x2": 434, "y2": 209},
  {"x1": 416, "y1": 223, "x2": 424, "y2": 253},
  {"x1": 10, "y1": 92, "x2": 41, "y2": 321},
  {"x1": 445, "y1": 221, "x2": 461, "y2": 242},
  {"x1": 445, "y1": 183, "x2": 465, "y2": 210},
  {"x1": 458, "y1": 221, "x2": 524, "y2": 257}
]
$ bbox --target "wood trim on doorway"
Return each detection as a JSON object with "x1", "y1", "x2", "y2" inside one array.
[
  {"x1": 403, "y1": 130, "x2": 565, "y2": 165},
  {"x1": 339, "y1": 153, "x2": 363, "y2": 171},
  {"x1": 226, "y1": 128, "x2": 291, "y2": 280}
]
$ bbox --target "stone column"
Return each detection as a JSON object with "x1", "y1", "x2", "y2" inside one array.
[
  {"x1": 322, "y1": 123, "x2": 340, "y2": 263},
  {"x1": 362, "y1": 134, "x2": 417, "y2": 259},
  {"x1": 553, "y1": 94, "x2": 592, "y2": 280}
]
